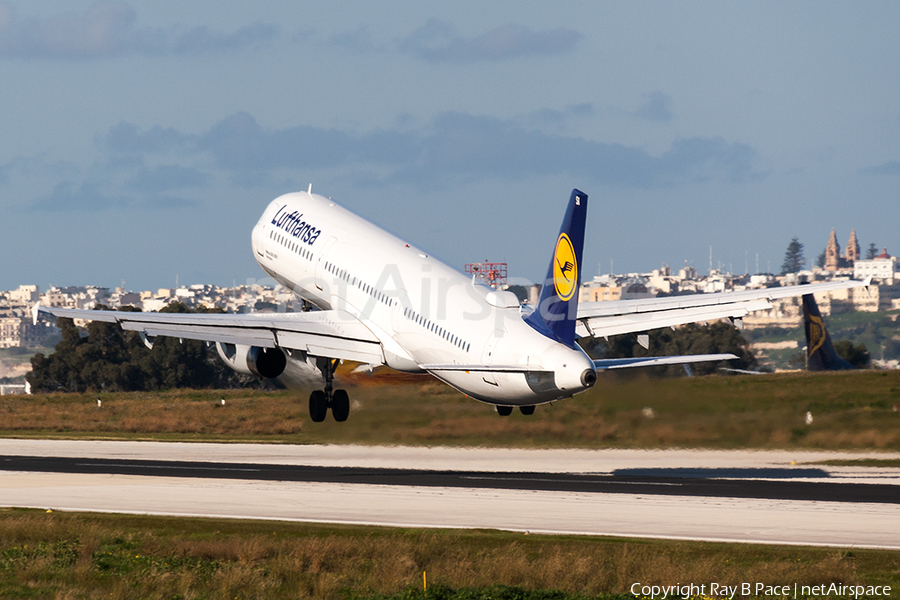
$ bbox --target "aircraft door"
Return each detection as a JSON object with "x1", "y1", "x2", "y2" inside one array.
[
  {"x1": 481, "y1": 329, "x2": 504, "y2": 386},
  {"x1": 314, "y1": 237, "x2": 337, "y2": 291},
  {"x1": 391, "y1": 289, "x2": 411, "y2": 334},
  {"x1": 252, "y1": 221, "x2": 266, "y2": 258}
]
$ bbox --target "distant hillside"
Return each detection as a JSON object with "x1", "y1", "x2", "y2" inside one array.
[{"x1": 744, "y1": 309, "x2": 900, "y2": 370}]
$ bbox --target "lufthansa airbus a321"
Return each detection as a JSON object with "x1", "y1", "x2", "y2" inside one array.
[{"x1": 35, "y1": 188, "x2": 867, "y2": 422}]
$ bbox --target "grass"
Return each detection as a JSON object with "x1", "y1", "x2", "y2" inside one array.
[
  {"x1": 0, "y1": 509, "x2": 897, "y2": 599},
  {"x1": 3, "y1": 370, "x2": 900, "y2": 449}
]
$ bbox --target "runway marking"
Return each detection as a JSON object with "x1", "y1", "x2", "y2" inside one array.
[
  {"x1": 78, "y1": 462, "x2": 261, "y2": 473},
  {"x1": 460, "y1": 475, "x2": 681, "y2": 487}
]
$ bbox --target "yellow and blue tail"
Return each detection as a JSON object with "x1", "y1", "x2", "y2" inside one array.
[{"x1": 524, "y1": 189, "x2": 588, "y2": 349}]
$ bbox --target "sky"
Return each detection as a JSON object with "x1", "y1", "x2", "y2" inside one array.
[{"x1": 1, "y1": 1, "x2": 899, "y2": 292}]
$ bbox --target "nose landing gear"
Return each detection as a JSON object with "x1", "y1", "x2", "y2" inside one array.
[{"x1": 309, "y1": 358, "x2": 351, "y2": 423}]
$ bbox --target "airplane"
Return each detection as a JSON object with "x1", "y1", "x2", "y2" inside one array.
[{"x1": 34, "y1": 188, "x2": 868, "y2": 422}]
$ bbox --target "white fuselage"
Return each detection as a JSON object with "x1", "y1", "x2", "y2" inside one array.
[{"x1": 251, "y1": 192, "x2": 595, "y2": 406}]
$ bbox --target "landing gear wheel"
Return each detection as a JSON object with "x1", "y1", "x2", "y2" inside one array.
[
  {"x1": 331, "y1": 389, "x2": 350, "y2": 422},
  {"x1": 519, "y1": 405, "x2": 535, "y2": 416},
  {"x1": 309, "y1": 390, "x2": 328, "y2": 423},
  {"x1": 496, "y1": 405, "x2": 513, "y2": 416}
]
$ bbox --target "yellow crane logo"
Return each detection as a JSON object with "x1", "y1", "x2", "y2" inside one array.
[
  {"x1": 807, "y1": 314, "x2": 826, "y2": 356},
  {"x1": 553, "y1": 233, "x2": 577, "y2": 301}
]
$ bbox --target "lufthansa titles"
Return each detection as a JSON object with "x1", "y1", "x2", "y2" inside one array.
[{"x1": 271, "y1": 205, "x2": 322, "y2": 245}]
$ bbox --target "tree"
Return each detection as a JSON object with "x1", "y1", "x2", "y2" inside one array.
[
  {"x1": 865, "y1": 243, "x2": 878, "y2": 260},
  {"x1": 27, "y1": 303, "x2": 268, "y2": 393},
  {"x1": 781, "y1": 237, "x2": 805, "y2": 275},
  {"x1": 815, "y1": 250, "x2": 826, "y2": 269},
  {"x1": 581, "y1": 321, "x2": 758, "y2": 377},
  {"x1": 833, "y1": 340, "x2": 870, "y2": 368}
]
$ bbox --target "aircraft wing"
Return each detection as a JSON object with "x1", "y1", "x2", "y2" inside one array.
[
  {"x1": 575, "y1": 279, "x2": 869, "y2": 338},
  {"x1": 33, "y1": 304, "x2": 385, "y2": 365}
]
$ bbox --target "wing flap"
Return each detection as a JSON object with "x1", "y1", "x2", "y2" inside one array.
[
  {"x1": 305, "y1": 341, "x2": 384, "y2": 365},
  {"x1": 121, "y1": 321, "x2": 277, "y2": 347}
]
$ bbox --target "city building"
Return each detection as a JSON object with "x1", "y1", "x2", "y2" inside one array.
[{"x1": 855, "y1": 249, "x2": 898, "y2": 282}]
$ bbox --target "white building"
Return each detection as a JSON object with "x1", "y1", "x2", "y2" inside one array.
[
  {"x1": 855, "y1": 249, "x2": 898, "y2": 281},
  {"x1": 8, "y1": 285, "x2": 39, "y2": 305}
]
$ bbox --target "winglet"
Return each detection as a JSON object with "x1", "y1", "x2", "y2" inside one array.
[
  {"x1": 524, "y1": 189, "x2": 588, "y2": 348},
  {"x1": 31, "y1": 302, "x2": 41, "y2": 326}
]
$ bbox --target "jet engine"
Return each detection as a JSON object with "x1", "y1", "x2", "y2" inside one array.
[{"x1": 215, "y1": 342, "x2": 287, "y2": 378}]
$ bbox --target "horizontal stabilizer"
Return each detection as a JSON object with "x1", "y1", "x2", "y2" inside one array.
[{"x1": 592, "y1": 353, "x2": 737, "y2": 371}]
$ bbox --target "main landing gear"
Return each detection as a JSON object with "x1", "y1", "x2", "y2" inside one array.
[
  {"x1": 309, "y1": 358, "x2": 350, "y2": 422},
  {"x1": 496, "y1": 405, "x2": 535, "y2": 416}
]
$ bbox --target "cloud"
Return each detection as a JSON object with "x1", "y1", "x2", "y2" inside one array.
[
  {"x1": 397, "y1": 19, "x2": 581, "y2": 62},
  {"x1": 529, "y1": 103, "x2": 594, "y2": 126},
  {"x1": 387, "y1": 112, "x2": 759, "y2": 187},
  {"x1": 631, "y1": 92, "x2": 674, "y2": 122},
  {"x1": 0, "y1": 1, "x2": 276, "y2": 59},
  {"x1": 861, "y1": 160, "x2": 900, "y2": 175},
  {"x1": 169, "y1": 22, "x2": 277, "y2": 54},
  {"x1": 19, "y1": 108, "x2": 762, "y2": 215},
  {"x1": 125, "y1": 165, "x2": 210, "y2": 192},
  {"x1": 102, "y1": 122, "x2": 194, "y2": 154},
  {"x1": 196, "y1": 111, "x2": 421, "y2": 171},
  {"x1": 101, "y1": 110, "x2": 761, "y2": 191}
]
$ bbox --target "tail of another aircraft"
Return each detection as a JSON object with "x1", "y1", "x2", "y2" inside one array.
[
  {"x1": 524, "y1": 189, "x2": 588, "y2": 349},
  {"x1": 802, "y1": 293, "x2": 854, "y2": 371}
]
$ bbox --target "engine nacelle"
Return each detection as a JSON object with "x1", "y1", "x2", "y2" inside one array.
[{"x1": 215, "y1": 342, "x2": 287, "y2": 378}]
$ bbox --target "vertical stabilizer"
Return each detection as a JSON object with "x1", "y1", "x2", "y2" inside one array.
[
  {"x1": 802, "y1": 294, "x2": 854, "y2": 371},
  {"x1": 524, "y1": 189, "x2": 588, "y2": 348}
]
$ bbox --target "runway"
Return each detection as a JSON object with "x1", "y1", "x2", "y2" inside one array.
[{"x1": 1, "y1": 440, "x2": 899, "y2": 549}]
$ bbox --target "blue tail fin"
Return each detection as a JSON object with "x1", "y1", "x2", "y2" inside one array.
[
  {"x1": 524, "y1": 189, "x2": 588, "y2": 348},
  {"x1": 802, "y1": 294, "x2": 855, "y2": 371}
]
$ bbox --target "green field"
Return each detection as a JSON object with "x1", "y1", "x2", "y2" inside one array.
[
  {"x1": 0, "y1": 509, "x2": 897, "y2": 600},
  {"x1": 2, "y1": 369, "x2": 900, "y2": 449}
]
